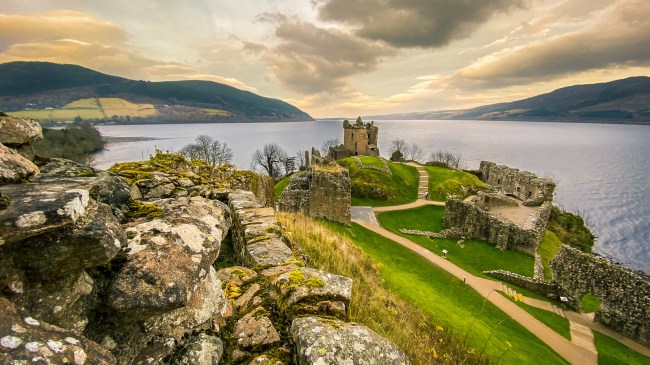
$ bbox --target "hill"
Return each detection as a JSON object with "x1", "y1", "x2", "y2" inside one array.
[
  {"x1": 0, "y1": 61, "x2": 313, "y2": 123},
  {"x1": 367, "y1": 77, "x2": 650, "y2": 124}
]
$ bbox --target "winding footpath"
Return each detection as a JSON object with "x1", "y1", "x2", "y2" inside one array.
[{"x1": 351, "y1": 162, "x2": 650, "y2": 365}]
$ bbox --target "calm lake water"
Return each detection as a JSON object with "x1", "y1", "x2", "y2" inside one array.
[{"x1": 94, "y1": 120, "x2": 650, "y2": 273}]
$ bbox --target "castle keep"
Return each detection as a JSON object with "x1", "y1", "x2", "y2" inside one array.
[{"x1": 329, "y1": 117, "x2": 379, "y2": 159}]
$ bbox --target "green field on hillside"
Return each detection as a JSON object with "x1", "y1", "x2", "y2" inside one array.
[
  {"x1": 423, "y1": 165, "x2": 488, "y2": 201},
  {"x1": 338, "y1": 156, "x2": 419, "y2": 206},
  {"x1": 10, "y1": 97, "x2": 158, "y2": 120},
  {"x1": 274, "y1": 175, "x2": 291, "y2": 202},
  {"x1": 331, "y1": 222, "x2": 568, "y2": 364}
]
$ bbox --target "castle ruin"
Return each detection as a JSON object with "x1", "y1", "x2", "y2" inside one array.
[
  {"x1": 329, "y1": 117, "x2": 379, "y2": 159},
  {"x1": 443, "y1": 161, "x2": 555, "y2": 255},
  {"x1": 278, "y1": 164, "x2": 351, "y2": 225}
]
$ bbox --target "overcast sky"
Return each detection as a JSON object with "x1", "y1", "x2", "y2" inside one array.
[{"x1": 1, "y1": 0, "x2": 649, "y2": 117}]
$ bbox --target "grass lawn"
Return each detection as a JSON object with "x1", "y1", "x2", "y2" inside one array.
[
  {"x1": 500, "y1": 293, "x2": 571, "y2": 340},
  {"x1": 377, "y1": 206, "x2": 535, "y2": 278},
  {"x1": 423, "y1": 165, "x2": 488, "y2": 201},
  {"x1": 538, "y1": 230, "x2": 563, "y2": 279},
  {"x1": 338, "y1": 156, "x2": 419, "y2": 207},
  {"x1": 358, "y1": 155, "x2": 387, "y2": 168},
  {"x1": 274, "y1": 175, "x2": 291, "y2": 203},
  {"x1": 580, "y1": 293, "x2": 602, "y2": 313},
  {"x1": 594, "y1": 331, "x2": 650, "y2": 365},
  {"x1": 332, "y1": 222, "x2": 568, "y2": 364}
]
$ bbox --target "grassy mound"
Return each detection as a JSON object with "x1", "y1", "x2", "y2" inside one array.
[
  {"x1": 377, "y1": 206, "x2": 535, "y2": 278},
  {"x1": 547, "y1": 206, "x2": 595, "y2": 252},
  {"x1": 423, "y1": 165, "x2": 488, "y2": 201},
  {"x1": 338, "y1": 156, "x2": 419, "y2": 206},
  {"x1": 321, "y1": 220, "x2": 568, "y2": 364},
  {"x1": 594, "y1": 332, "x2": 650, "y2": 365}
]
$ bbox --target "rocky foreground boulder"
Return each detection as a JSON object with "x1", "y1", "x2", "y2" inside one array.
[
  {"x1": 0, "y1": 120, "x2": 410, "y2": 365},
  {"x1": 0, "y1": 114, "x2": 42, "y2": 148}
]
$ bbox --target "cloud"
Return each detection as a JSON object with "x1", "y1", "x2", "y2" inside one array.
[
  {"x1": 263, "y1": 19, "x2": 395, "y2": 94},
  {"x1": 0, "y1": 10, "x2": 260, "y2": 92},
  {"x1": 0, "y1": 10, "x2": 127, "y2": 50},
  {"x1": 451, "y1": 0, "x2": 650, "y2": 88},
  {"x1": 313, "y1": 0, "x2": 525, "y2": 48}
]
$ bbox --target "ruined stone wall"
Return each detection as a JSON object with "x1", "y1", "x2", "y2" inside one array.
[
  {"x1": 479, "y1": 161, "x2": 555, "y2": 206},
  {"x1": 443, "y1": 198, "x2": 551, "y2": 255},
  {"x1": 551, "y1": 245, "x2": 650, "y2": 346},
  {"x1": 342, "y1": 117, "x2": 379, "y2": 156},
  {"x1": 484, "y1": 270, "x2": 559, "y2": 297},
  {"x1": 278, "y1": 165, "x2": 351, "y2": 225}
]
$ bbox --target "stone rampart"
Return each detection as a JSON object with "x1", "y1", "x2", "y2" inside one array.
[
  {"x1": 278, "y1": 165, "x2": 351, "y2": 225},
  {"x1": 479, "y1": 161, "x2": 555, "y2": 206},
  {"x1": 551, "y1": 245, "x2": 650, "y2": 346},
  {"x1": 443, "y1": 197, "x2": 551, "y2": 255}
]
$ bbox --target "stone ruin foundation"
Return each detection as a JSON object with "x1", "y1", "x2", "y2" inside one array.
[
  {"x1": 278, "y1": 164, "x2": 351, "y2": 225},
  {"x1": 443, "y1": 192, "x2": 552, "y2": 255}
]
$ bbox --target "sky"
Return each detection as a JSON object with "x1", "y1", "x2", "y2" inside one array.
[{"x1": 1, "y1": 0, "x2": 649, "y2": 118}]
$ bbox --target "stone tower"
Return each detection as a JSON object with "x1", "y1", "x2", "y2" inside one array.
[{"x1": 343, "y1": 117, "x2": 379, "y2": 156}]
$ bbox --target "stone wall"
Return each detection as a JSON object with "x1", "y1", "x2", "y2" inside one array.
[
  {"x1": 551, "y1": 245, "x2": 650, "y2": 346},
  {"x1": 484, "y1": 270, "x2": 559, "y2": 298},
  {"x1": 479, "y1": 161, "x2": 555, "y2": 206},
  {"x1": 278, "y1": 164, "x2": 351, "y2": 225},
  {"x1": 443, "y1": 197, "x2": 552, "y2": 255},
  {"x1": 225, "y1": 189, "x2": 410, "y2": 364}
]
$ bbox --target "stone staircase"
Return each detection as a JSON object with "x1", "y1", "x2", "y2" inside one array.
[{"x1": 415, "y1": 165, "x2": 429, "y2": 199}]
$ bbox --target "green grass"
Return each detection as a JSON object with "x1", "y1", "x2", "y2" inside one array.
[
  {"x1": 538, "y1": 230, "x2": 563, "y2": 279},
  {"x1": 580, "y1": 293, "x2": 602, "y2": 313},
  {"x1": 330, "y1": 222, "x2": 568, "y2": 364},
  {"x1": 338, "y1": 157, "x2": 419, "y2": 207},
  {"x1": 594, "y1": 331, "x2": 650, "y2": 365},
  {"x1": 423, "y1": 165, "x2": 488, "y2": 201},
  {"x1": 358, "y1": 155, "x2": 387, "y2": 168},
  {"x1": 274, "y1": 175, "x2": 291, "y2": 203},
  {"x1": 377, "y1": 206, "x2": 535, "y2": 278},
  {"x1": 501, "y1": 293, "x2": 571, "y2": 340}
]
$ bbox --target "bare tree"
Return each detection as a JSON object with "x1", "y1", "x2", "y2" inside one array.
[
  {"x1": 251, "y1": 143, "x2": 288, "y2": 180},
  {"x1": 390, "y1": 138, "x2": 411, "y2": 156},
  {"x1": 180, "y1": 135, "x2": 233, "y2": 167},
  {"x1": 428, "y1": 150, "x2": 466, "y2": 169},
  {"x1": 295, "y1": 150, "x2": 307, "y2": 169},
  {"x1": 407, "y1": 143, "x2": 424, "y2": 162},
  {"x1": 321, "y1": 138, "x2": 341, "y2": 155}
]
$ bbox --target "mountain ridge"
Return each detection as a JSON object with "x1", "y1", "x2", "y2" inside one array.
[
  {"x1": 0, "y1": 61, "x2": 313, "y2": 123},
  {"x1": 365, "y1": 77, "x2": 650, "y2": 124}
]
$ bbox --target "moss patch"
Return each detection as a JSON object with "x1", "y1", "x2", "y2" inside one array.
[{"x1": 125, "y1": 199, "x2": 163, "y2": 220}]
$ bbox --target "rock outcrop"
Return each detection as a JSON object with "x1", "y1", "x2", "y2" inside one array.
[
  {"x1": 0, "y1": 297, "x2": 116, "y2": 364},
  {"x1": 0, "y1": 143, "x2": 39, "y2": 183},
  {"x1": 291, "y1": 316, "x2": 410, "y2": 365},
  {"x1": 0, "y1": 114, "x2": 42, "y2": 148},
  {"x1": 0, "y1": 138, "x2": 409, "y2": 364}
]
